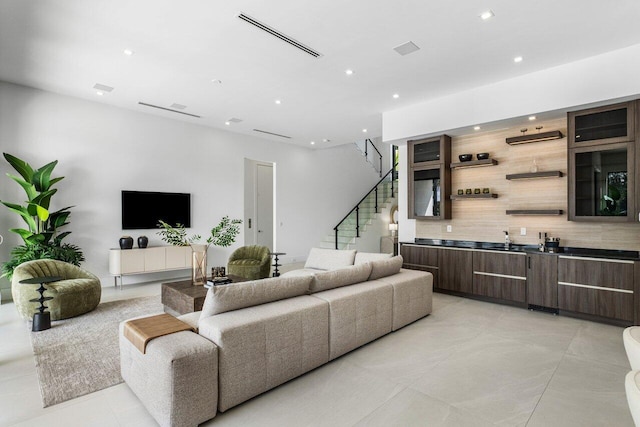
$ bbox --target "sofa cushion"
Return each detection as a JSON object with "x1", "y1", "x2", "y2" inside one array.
[
  {"x1": 369, "y1": 255, "x2": 403, "y2": 280},
  {"x1": 354, "y1": 252, "x2": 393, "y2": 265},
  {"x1": 374, "y1": 269, "x2": 433, "y2": 330},
  {"x1": 309, "y1": 263, "x2": 372, "y2": 293},
  {"x1": 280, "y1": 268, "x2": 320, "y2": 278},
  {"x1": 310, "y1": 281, "x2": 393, "y2": 360},
  {"x1": 304, "y1": 248, "x2": 356, "y2": 270},
  {"x1": 199, "y1": 275, "x2": 312, "y2": 320},
  {"x1": 198, "y1": 296, "x2": 329, "y2": 412}
]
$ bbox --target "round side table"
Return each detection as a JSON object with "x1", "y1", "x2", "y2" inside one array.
[
  {"x1": 269, "y1": 252, "x2": 286, "y2": 277},
  {"x1": 20, "y1": 276, "x2": 62, "y2": 332}
]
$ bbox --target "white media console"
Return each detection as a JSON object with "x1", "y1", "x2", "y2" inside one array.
[{"x1": 109, "y1": 246, "x2": 192, "y2": 289}]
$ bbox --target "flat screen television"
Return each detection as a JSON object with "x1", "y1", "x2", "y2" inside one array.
[{"x1": 121, "y1": 190, "x2": 191, "y2": 230}]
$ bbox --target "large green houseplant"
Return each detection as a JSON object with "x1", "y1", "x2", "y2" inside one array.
[{"x1": 0, "y1": 153, "x2": 84, "y2": 279}]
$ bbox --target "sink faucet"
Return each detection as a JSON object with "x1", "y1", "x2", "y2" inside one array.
[{"x1": 504, "y1": 231, "x2": 511, "y2": 249}]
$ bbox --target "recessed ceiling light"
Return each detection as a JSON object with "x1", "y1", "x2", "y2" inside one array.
[
  {"x1": 479, "y1": 10, "x2": 494, "y2": 20},
  {"x1": 310, "y1": 141, "x2": 316, "y2": 145},
  {"x1": 392, "y1": 93, "x2": 400, "y2": 99},
  {"x1": 474, "y1": 126, "x2": 481, "y2": 131},
  {"x1": 96, "y1": 91, "x2": 104, "y2": 96},
  {"x1": 362, "y1": 129, "x2": 367, "y2": 133},
  {"x1": 323, "y1": 138, "x2": 331, "y2": 143},
  {"x1": 275, "y1": 99, "x2": 282, "y2": 105},
  {"x1": 225, "y1": 121, "x2": 230, "y2": 126},
  {"x1": 529, "y1": 116, "x2": 536, "y2": 121},
  {"x1": 345, "y1": 69, "x2": 354, "y2": 76},
  {"x1": 211, "y1": 79, "x2": 222, "y2": 84},
  {"x1": 514, "y1": 56, "x2": 523, "y2": 63},
  {"x1": 123, "y1": 49, "x2": 134, "y2": 56}
]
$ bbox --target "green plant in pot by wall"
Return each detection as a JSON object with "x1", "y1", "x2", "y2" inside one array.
[{"x1": 0, "y1": 153, "x2": 84, "y2": 279}]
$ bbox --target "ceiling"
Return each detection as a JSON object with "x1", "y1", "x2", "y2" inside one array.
[{"x1": 1, "y1": 0, "x2": 640, "y2": 148}]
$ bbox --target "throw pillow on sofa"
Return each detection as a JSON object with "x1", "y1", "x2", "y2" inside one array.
[
  {"x1": 354, "y1": 252, "x2": 393, "y2": 265},
  {"x1": 304, "y1": 248, "x2": 356, "y2": 270},
  {"x1": 199, "y1": 275, "x2": 313, "y2": 320},
  {"x1": 369, "y1": 255, "x2": 403, "y2": 280},
  {"x1": 309, "y1": 262, "x2": 372, "y2": 293}
]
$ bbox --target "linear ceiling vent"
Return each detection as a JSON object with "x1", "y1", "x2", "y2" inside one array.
[
  {"x1": 253, "y1": 129, "x2": 292, "y2": 139},
  {"x1": 393, "y1": 41, "x2": 420, "y2": 56},
  {"x1": 238, "y1": 13, "x2": 323, "y2": 58},
  {"x1": 138, "y1": 102, "x2": 201, "y2": 118}
]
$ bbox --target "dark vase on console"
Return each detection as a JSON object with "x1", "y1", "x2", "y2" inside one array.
[
  {"x1": 137, "y1": 236, "x2": 149, "y2": 249},
  {"x1": 119, "y1": 236, "x2": 134, "y2": 250}
]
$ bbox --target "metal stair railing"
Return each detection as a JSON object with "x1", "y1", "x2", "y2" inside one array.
[
  {"x1": 363, "y1": 138, "x2": 383, "y2": 177},
  {"x1": 334, "y1": 162, "x2": 398, "y2": 249}
]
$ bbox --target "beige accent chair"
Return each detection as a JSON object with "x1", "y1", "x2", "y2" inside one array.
[{"x1": 12, "y1": 259, "x2": 101, "y2": 320}]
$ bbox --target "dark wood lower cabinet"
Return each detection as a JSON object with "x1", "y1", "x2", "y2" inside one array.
[
  {"x1": 400, "y1": 244, "x2": 439, "y2": 287},
  {"x1": 438, "y1": 248, "x2": 472, "y2": 293},
  {"x1": 527, "y1": 253, "x2": 558, "y2": 308},
  {"x1": 398, "y1": 243, "x2": 639, "y2": 325},
  {"x1": 558, "y1": 256, "x2": 634, "y2": 322},
  {"x1": 473, "y1": 251, "x2": 527, "y2": 303}
]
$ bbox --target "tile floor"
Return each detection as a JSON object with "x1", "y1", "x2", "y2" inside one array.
[{"x1": 0, "y1": 282, "x2": 634, "y2": 427}]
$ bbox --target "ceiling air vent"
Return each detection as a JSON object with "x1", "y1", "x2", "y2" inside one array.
[
  {"x1": 238, "y1": 13, "x2": 323, "y2": 58},
  {"x1": 253, "y1": 129, "x2": 292, "y2": 139},
  {"x1": 93, "y1": 83, "x2": 114, "y2": 92},
  {"x1": 138, "y1": 102, "x2": 201, "y2": 118},
  {"x1": 393, "y1": 41, "x2": 420, "y2": 56}
]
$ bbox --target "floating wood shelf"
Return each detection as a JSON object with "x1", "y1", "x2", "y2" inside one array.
[
  {"x1": 450, "y1": 159, "x2": 498, "y2": 169},
  {"x1": 506, "y1": 209, "x2": 564, "y2": 215},
  {"x1": 505, "y1": 130, "x2": 563, "y2": 145},
  {"x1": 506, "y1": 171, "x2": 564, "y2": 180},
  {"x1": 451, "y1": 193, "x2": 498, "y2": 200}
]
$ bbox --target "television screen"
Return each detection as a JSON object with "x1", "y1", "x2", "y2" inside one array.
[{"x1": 122, "y1": 191, "x2": 191, "y2": 229}]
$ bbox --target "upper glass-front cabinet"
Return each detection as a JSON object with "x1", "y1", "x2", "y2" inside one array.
[
  {"x1": 408, "y1": 135, "x2": 451, "y2": 220},
  {"x1": 569, "y1": 144, "x2": 633, "y2": 220},
  {"x1": 568, "y1": 101, "x2": 635, "y2": 148}
]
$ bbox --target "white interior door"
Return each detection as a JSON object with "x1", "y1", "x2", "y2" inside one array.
[{"x1": 256, "y1": 163, "x2": 273, "y2": 250}]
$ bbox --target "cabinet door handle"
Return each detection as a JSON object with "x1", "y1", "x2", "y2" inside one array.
[{"x1": 528, "y1": 256, "x2": 531, "y2": 269}]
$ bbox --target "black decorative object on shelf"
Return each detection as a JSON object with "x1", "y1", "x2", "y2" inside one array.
[
  {"x1": 119, "y1": 236, "x2": 134, "y2": 250},
  {"x1": 137, "y1": 236, "x2": 148, "y2": 249},
  {"x1": 476, "y1": 152, "x2": 489, "y2": 160},
  {"x1": 458, "y1": 154, "x2": 472, "y2": 162}
]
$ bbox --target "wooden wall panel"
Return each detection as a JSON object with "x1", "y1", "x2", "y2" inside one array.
[{"x1": 414, "y1": 117, "x2": 640, "y2": 251}]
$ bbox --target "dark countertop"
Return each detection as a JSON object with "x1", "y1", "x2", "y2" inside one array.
[{"x1": 404, "y1": 238, "x2": 640, "y2": 261}]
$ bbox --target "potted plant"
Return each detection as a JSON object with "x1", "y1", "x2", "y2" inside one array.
[
  {"x1": 157, "y1": 216, "x2": 242, "y2": 284},
  {"x1": 0, "y1": 153, "x2": 84, "y2": 280}
]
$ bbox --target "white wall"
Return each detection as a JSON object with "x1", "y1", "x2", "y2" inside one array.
[
  {"x1": 383, "y1": 43, "x2": 640, "y2": 143},
  {"x1": 0, "y1": 81, "x2": 380, "y2": 300}
]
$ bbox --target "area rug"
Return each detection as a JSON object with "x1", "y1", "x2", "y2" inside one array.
[{"x1": 28, "y1": 295, "x2": 164, "y2": 407}]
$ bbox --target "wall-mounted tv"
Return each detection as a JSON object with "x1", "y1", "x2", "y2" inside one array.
[{"x1": 122, "y1": 190, "x2": 191, "y2": 230}]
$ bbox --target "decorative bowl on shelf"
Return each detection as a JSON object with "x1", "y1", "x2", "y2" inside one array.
[
  {"x1": 459, "y1": 154, "x2": 473, "y2": 162},
  {"x1": 476, "y1": 152, "x2": 489, "y2": 160}
]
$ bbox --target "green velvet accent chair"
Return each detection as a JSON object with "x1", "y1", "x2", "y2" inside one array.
[
  {"x1": 227, "y1": 245, "x2": 271, "y2": 280},
  {"x1": 12, "y1": 259, "x2": 101, "y2": 321}
]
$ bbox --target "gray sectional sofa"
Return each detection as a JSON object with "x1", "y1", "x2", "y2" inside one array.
[{"x1": 119, "y1": 248, "x2": 433, "y2": 427}]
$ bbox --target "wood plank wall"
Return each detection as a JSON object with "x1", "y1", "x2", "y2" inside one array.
[{"x1": 414, "y1": 117, "x2": 640, "y2": 251}]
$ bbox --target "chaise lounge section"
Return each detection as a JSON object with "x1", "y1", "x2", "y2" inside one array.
[{"x1": 119, "y1": 249, "x2": 433, "y2": 427}]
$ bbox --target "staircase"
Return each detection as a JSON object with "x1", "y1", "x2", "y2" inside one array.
[
  {"x1": 319, "y1": 165, "x2": 398, "y2": 251},
  {"x1": 354, "y1": 138, "x2": 383, "y2": 177}
]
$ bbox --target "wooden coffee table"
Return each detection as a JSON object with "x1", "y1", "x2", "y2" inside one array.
[{"x1": 161, "y1": 275, "x2": 248, "y2": 316}]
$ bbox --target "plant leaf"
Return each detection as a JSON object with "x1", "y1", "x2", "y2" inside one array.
[
  {"x1": 3, "y1": 153, "x2": 34, "y2": 182},
  {"x1": 32, "y1": 160, "x2": 58, "y2": 192},
  {"x1": 1, "y1": 201, "x2": 37, "y2": 231},
  {"x1": 6, "y1": 174, "x2": 37, "y2": 200},
  {"x1": 35, "y1": 205, "x2": 49, "y2": 221},
  {"x1": 9, "y1": 228, "x2": 34, "y2": 241},
  {"x1": 31, "y1": 189, "x2": 57, "y2": 210},
  {"x1": 48, "y1": 176, "x2": 65, "y2": 187}
]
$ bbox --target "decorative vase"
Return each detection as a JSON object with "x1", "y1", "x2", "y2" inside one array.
[
  {"x1": 191, "y1": 244, "x2": 208, "y2": 286},
  {"x1": 137, "y1": 236, "x2": 149, "y2": 249},
  {"x1": 119, "y1": 236, "x2": 134, "y2": 250}
]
